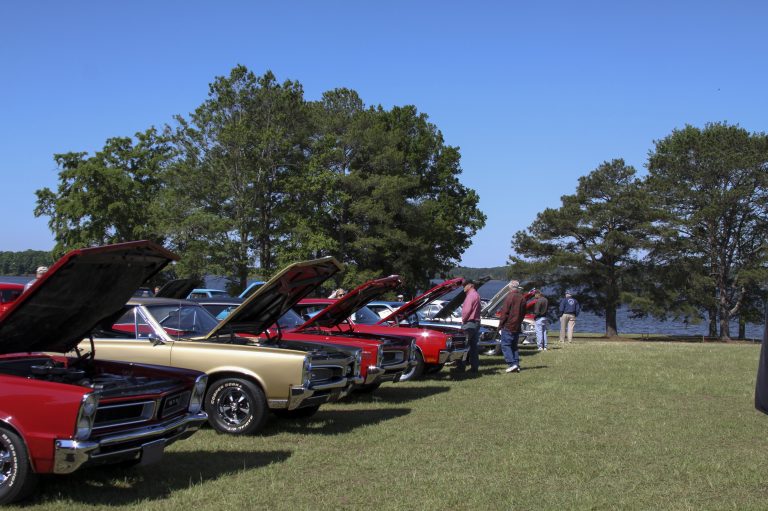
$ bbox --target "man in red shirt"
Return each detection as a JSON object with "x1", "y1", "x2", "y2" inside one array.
[
  {"x1": 456, "y1": 279, "x2": 481, "y2": 374},
  {"x1": 498, "y1": 280, "x2": 527, "y2": 373}
]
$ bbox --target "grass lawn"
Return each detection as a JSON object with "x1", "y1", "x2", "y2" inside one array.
[{"x1": 19, "y1": 339, "x2": 768, "y2": 510}]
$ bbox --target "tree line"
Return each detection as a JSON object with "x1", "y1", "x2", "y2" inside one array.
[
  {"x1": 33, "y1": 66, "x2": 486, "y2": 296},
  {"x1": 509, "y1": 123, "x2": 768, "y2": 340},
  {"x1": 0, "y1": 251, "x2": 52, "y2": 276}
]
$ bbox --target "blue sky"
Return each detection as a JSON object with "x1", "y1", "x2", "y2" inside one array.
[{"x1": 1, "y1": 0, "x2": 766, "y2": 267}]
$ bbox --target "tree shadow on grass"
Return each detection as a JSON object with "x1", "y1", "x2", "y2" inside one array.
[
  {"x1": 262, "y1": 407, "x2": 411, "y2": 437},
  {"x1": 29, "y1": 449, "x2": 291, "y2": 507},
  {"x1": 343, "y1": 385, "x2": 451, "y2": 404}
]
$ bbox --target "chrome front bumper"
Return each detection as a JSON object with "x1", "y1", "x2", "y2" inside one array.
[
  {"x1": 53, "y1": 411, "x2": 208, "y2": 474},
  {"x1": 438, "y1": 348, "x2": 469, "y2": 364},
  {"x1": 285, "y1": 376, "x2": 350, "y2": 410}
]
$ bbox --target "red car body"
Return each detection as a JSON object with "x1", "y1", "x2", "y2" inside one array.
[
  {"x1": 294, "y1": 276, "x2": 469, "y2": 380},
  {"x1": 0, "y1": 242, "x2": 208, "y2": 504},
  {"x1": 0, "y1": 282, "x2": 23, "y2": 316}
]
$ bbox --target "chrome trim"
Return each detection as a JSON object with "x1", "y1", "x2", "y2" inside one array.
[
  {"x1": 286, "y1": 384, "x2": 315, "y2": 410},
  {"x1": 53, "y1": 412, "x2": 207, "y2": 474},
  {"x1": 364, "y1": 366, "x2": 384, "y2": 385},
  {"x1": 268, "y1": 398, "x2": 289, "y2": 409},
  {"x1": 438, "y1": 348, "x2": 469, "y2": 364},
  {"x1": 309, "y1": 377, "x2": 348, "y2": 391}
]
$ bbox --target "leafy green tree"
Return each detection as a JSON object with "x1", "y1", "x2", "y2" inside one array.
[
  {"x1": 34, "y1": 128, "x2": 171, "y2": 256},
  {"x1": 161, "y1": 66, "x2": 312, "y2": 288},
  {"x1": 0, "y1": 250, "x2": 52, "y2": 275},
  {"x1": 646, "y1": 123, "x2": 768, "y2": 339},
  {"x1": 509, "y1": 159, "x2": 656, "y2": 336},
  {"x1": 279, "y1": 95, "x2": 486, "y2": 294}
]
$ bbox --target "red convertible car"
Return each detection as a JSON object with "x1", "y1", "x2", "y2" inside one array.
[
  {"x1": 294, "y1": 276, "x2": 469, "y2": 381},
  {"x1": 0, "y1": 282, "x2": 23, "y2": 316},
  {"x1": 0, "y1": 242, "x2": 208, "y2": 504}
]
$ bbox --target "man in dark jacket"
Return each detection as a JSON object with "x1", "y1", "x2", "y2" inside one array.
[
  {"x1": 558, "y1": 290, "x2": 581, "y2": 343},
  {"x1": 533, "y1": 289, "x2": 549, "y2": 351},
  {"x1": 498, "y1": 280, "x2": 527, "y2": 373}
]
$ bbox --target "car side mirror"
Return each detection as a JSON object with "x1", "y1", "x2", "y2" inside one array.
[{"x1": 147, "y1": 333, "x2": 164, "y2": 346}]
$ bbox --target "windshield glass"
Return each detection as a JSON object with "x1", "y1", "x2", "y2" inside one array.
[
  {"x1": 145, "y1": 303, "x2": 220, "y2": 338},
  {"x1": 277, "y1": 309, "x2": 305, "y2": 329},
  {"x1": 351, "y1": 306, "x2": 382, "y2": 325}
]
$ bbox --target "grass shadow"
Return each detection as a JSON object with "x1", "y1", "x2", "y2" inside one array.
[
  {"x1": 344, "y1": 385, "x2": 451, "y2": 404},
  {"x1": 262, "y1": 407, "x2": 411, "y2": 436},
  {"x1": 30, "y1": 449, "x2": 291, "y2": 506}
]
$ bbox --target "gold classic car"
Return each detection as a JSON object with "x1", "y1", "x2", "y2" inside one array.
[{"x1": 77, "y1": 257, "x2": 362, "y2": 435}]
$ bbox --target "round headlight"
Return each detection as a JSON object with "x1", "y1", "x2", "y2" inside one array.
[
  {"x1": 376, "y1": 346, "x2": 383, "y2": 367},
  {"x1": 354, "y1": 350, "x2": 362, "y2": 376},
  {"x1": 445, "y1": 336, "x2": 453, "y2": 350},
  {"x1": 302, "y1": 356, "x2": 312, "y2": 388}
]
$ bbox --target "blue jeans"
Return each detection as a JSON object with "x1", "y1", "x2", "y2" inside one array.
[
  {"x1": 459, "y1": 322, "x2": 480, "y2": 371},
  {"x1": 535, "y1": 317, "x2": 549, "y2": 348},
  {"x1": 500, "y1": 329, "x2": 520, "y2": 367}
]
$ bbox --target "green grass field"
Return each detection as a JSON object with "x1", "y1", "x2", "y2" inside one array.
[{"x1": 19, "y1": 339, "x2": 768, "y2": 510}]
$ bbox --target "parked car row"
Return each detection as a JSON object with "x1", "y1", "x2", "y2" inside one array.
[{"x1": 0, "y1": 241, "x2": 507, "y2": 504}]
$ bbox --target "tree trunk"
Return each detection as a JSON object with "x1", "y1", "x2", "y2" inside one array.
[
  {"x1": 605, "y1": 276, "x2": 619, "y2": 337},
  {"x1": 738, "y1": 315, "x2": 746, "y2": 340},
  {"x1": 605, "y1": 306, "x2": 618, "y2": 337},
  {"x1": 708, "y1": 306, "x2": 717, "y2": 337}
]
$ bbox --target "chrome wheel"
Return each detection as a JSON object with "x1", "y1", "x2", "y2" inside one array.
[
  {"x1": 0, "y1": 440, "x2": 13, "y2": 488},
  {"x1": 205, "y1": 378, "x2": 268, "y2": 435},
  {"x1": 217, "y1": 387, "x2": 251, "y2": 427},
  {"x1": 0, "y1": 429, "x2": 36, "y2": 504}
]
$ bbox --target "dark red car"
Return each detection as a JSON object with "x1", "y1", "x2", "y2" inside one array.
[
  {"x1": 0, "y1": 282, "x2": 23, "y2": 316},
  {"x1": 0, "y1": 242, "x2": 208, "y2": 504},
  {"x1": 294, "y1": 276, "x2": 469, "y2": 381}
]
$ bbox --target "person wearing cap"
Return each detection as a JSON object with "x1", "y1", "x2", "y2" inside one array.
[
  {"x1": 558, "y1": 290, "x2": 581, "y2": 343},
  {"x1": 499, "y1": 280, "x2": 527, "y2": 373},
  {"x1": 328, "y1": 288, "x2": 346, "y2": 299},
  {"x1": 456, "y1": 279, "x2": 481, "y2": 375},
  {"x1": 23, "y1": 266, "x2": 48, "y2": 292}
]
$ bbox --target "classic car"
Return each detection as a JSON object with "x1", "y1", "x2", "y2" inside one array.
[
  {"x1": 187, "y1": 288, "x2": 230, "y2": 299},
  {"x1": 185, "y1": 272, "x2": 415, "y2": 393},
  {"x1": 0, "y1": 282, "x2": 23, "y2": 316},
  {"x1": 0, "y1": 242, "x2": 208, "y2": 504},
  {"x1": 79, "y1": 257, "x2": 363, "y2": 435},
  {"x1": 294, "y1": 276, "x2": 469, "y2": 381}
]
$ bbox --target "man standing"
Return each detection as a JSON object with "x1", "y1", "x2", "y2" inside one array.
[
  {"x1": 456, "y1": 279, "x2": 481, "y2": 374},
  {"x1": 499, "y1": 280, "x2": 527, "y2": 373},
  {"x1": 533, "y1": 289, "x2": 549, "y2": 351},
  {"x1": 559, "y1": 290, "x2": 581, "y2": 343}
]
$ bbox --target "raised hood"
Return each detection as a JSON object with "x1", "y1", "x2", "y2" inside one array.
[
  {"x1": 377, "y1": 277, "x2": 465, "y2": 324},
  {"x1": 204, "y1": 257, "x2": 343, "y2": 339},
  {"x1": 432, "y1": 276, "x2": 491, "y2": 319},
  {"x1": 155, "y1": 278, "x2": 198, "y2": 299},
  {"x1": 481, "y1": 283, "x2": 511, "y2": 317},
  {"x1": 0, "y1": 241, "x2": 177, "y2": 354},
  {"x1": 297, "y1": 275, "x2": 402, "y2": 330}
]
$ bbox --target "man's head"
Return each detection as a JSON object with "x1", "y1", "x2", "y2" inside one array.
[
  {"x1": 35, "y1": 266, "x2": 48, "y2": 279},
  {"x1": 508, "y1": 279, "x2": 520, "y2": 290},
  {"x1": 463, "y1": 279, "x2": 475, "y2": 292},
  {"x1": 565, "y1": 290, "x2": 572, "y2": 297},
  {"x1": 535, "y1": 289, "x2": 542, "y2": 297}
]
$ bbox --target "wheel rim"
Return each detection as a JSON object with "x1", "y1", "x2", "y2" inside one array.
[
  {"x1": 216, "y1": 387, "x2": 251, "y2": 427},
  {"x1": 401, "y1": 353, "x2": 422, "y2": 380},
  {"x1": 0, "y1": 436, "x2": 14, "y2": 488}
]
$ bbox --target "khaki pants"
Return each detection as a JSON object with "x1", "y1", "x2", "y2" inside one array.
[{"x1": 559, "y1": 314, "x2": 576, "y2": 343}]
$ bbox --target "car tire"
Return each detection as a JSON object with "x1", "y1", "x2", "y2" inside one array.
[
  {"x1": 0, "y1": 428, "x2": 37, "y2": 505},
  {"x1": 272, "y1": 405, "x2": 321, "y2": 419},
  {"x1": 355, "y1": 382, "x2": 382, "y2": 393},
  {"x1": 398, "y1": 350, "x2": 424, "y2": 382},
  {"x1": 205, "y1": 378, "x2": 268, "y2": 435}
]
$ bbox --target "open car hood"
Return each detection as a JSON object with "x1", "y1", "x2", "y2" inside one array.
[
  {"x1": 377, "y1": 277, "x2": 465, "y2": 324},
  {"x1": 296, "y1": 275, "x2": 402, "y2": 330},
  {"x1": 480, "y1": 283, "x2": 511, "y2": 317},
  {"x1": 0, "y1": 241, "x2": 177, "y2": 354},
  {"x1": 432, "y1": 276, "x2": 491, "y2": 319},
  {"x1": 155, "y1": 278, "x2": 198, "y2": 299},
  {"x1": 204, "y1": 257, "x2": 343, "y2": 339}
]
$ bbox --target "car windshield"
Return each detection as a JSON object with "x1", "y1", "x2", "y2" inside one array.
[
  {"x1": 145, "y1": 304, "x2": 220, "y2": 338},
  {"x1": 277, "y1": 309, "x2": 305, "y2": 329},
  {"x1": 351, "y1": 306, "x2": 381, "y2": 325},
  {"x1": 0, "y1": 289, "x2": 21, "y2": 303}
]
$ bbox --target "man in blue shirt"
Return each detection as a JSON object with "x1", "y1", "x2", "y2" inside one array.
[{"x1": 558, "y1": 290, "x2": 581, "y2": 343}]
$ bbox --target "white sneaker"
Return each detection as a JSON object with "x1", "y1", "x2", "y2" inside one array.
[
  {"x1": 537, "y1": 347, "x2": 543, "y2": 351},
  {"x1": 543, "y1": 347, "x2": 548, "y2": 351},
  {"x1": 505, "y1": 365, "x2": 520, "y2": 373}
]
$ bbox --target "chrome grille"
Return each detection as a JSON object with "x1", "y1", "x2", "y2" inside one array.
[
  {"x1": 309, "y1": 365, "x2": 344, "y2": 384},
  {"x1": 382, "y1": 350, "x2": 405, "y2": 366},
  {"x1": 94, "y1": 400, "x2": 156, "y2": 430},
  {"x1": 451, "y1": 335, "x2": 467, "y2": 350},
  {"x1": 160, "y1": 391, "x2": 191, "y2": 419}
]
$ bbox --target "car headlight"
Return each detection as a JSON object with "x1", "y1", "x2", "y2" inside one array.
[
  {"x1": 354, "y1": 350, "x2": 362, "y2": 377},
  {"x1": 409, "y1": 340, "x2": 417, "y2": 361},
  {"x1": 188, "y1": 375, "x2": 208, "y2": 414},
  {"x1": 302, "y1": 356, "x2": 311, "y2": 388},
  {"x1": 445, "y1": 336, "x2": 453, "y2": 350},
  {"x1": 376, "y1": 346, "x2": 383, "y2": 367},
  {"x1": 75, "y1": 393, "x2": 99, "y2": 440}
]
